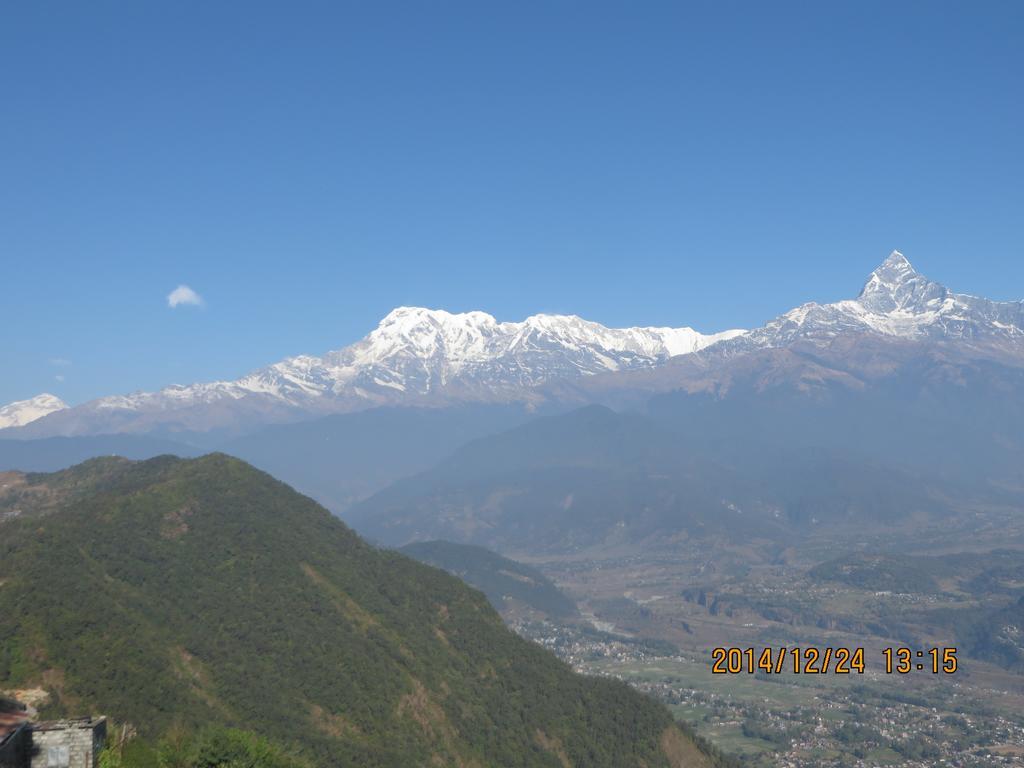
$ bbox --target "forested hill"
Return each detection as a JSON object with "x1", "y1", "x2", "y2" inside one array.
[{"x1": 0, "y1": 454, "x2": 712, "y2": 767}]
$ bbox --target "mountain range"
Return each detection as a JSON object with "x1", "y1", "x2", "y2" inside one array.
[
  {"x1": 3, "y1": 251, "x2": 1022, "y2": 442},
  {"x1": 2, "y1": 310, "x2": 743, "y2": 438},
  {"x1": 331, "y1": 253, "x2": 1024, "y2": 552}
]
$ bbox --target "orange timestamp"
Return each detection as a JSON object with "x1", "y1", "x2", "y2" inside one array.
[
  {"x1": 712, "y1": 646, "x2": 866, "y2": 674},
  {"x1": 882, "y1": 647, "x2": 958, "y2": 674},
  {"x1": 711, "y1": 646, "x2": 958, "y2": 674}
]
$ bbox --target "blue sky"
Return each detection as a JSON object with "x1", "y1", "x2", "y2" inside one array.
[{"x1": 2, "y1": 1, "x2": 1022, "y2": 405}]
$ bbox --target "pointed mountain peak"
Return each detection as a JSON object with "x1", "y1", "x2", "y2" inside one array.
[
  {"x1": 858, "y1": 250, "x2": 923, "y2": 301},
  {"x1": 868, "y1": 250, "x2": 918, "y2": 284},
  {"x1": 856, "y1": 249, "x2": 952, "y2": 315},
  {"x1": 881, "y1": 249, "x2": 913, "y2": 270}
]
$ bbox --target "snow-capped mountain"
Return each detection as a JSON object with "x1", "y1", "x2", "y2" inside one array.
[
  {"x1": 0, "y1": 394, "x2": 68, "y2": 429},
  {"x1": 319, "y1": 309, "x2": 745, "y2": 395},
  {"x1": 721, "y1": 251, "x2": 1024, "y2": 354},
  {"x1": 8, "y1": 312, "x2": 745, "y2": 437}
]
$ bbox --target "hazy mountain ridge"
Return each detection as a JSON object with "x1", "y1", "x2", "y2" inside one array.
[
  {"x1": 347, "y1": 404, "x2": 961, "y2": 552},
  {"x1": 349, "y1": 331, "x2": 1024, "y2": 552},
  {"x1": 220, "y1": 404, "x2": 537, "y2": 512},
  {"x1": 400, "y1": 540, "x2": 579, "y2": 619},
  {"x1": 0, "y1": 434, "x2": 201, "y2": 473}
]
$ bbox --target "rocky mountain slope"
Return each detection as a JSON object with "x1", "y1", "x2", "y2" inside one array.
[{"x1": 0, "y1": 454, "x2": 714, "y2": 767}]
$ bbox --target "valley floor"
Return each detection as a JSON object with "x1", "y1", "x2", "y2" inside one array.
[{"x1": 508, "y1": 512, "x2": 1024, "y2": 767}]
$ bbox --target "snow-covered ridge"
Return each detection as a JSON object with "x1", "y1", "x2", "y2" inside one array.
[
  {"x1": 330, "y1": 307, "x2": 745, "y2": 375},
  {"x1": 0, "y1": 393, "x2": 68, "y2": 429},
  {"x1": 141, "y1": 308, "x2": 745, "y2": 406},
  {"x1": 9, "y1": 311, "x2": 744, "y2": 435}
]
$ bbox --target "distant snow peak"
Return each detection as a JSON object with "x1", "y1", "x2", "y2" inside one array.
[
  {"x1": 853, "y1": 250, "x2": 1023, "y2": 334},
  {"x1": 0, "y1": 393, "x2": 69, "y2": 429},
  {"x1": 728, "y1": 250, "x2": 1024, "y2": 353}
]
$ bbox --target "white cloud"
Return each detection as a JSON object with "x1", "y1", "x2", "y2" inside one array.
[
  {"x1": 55, "y1": 374, "x2": 65, "y2": 382},
  {"x1": 49, "y1": 357, "x2": 72, "y2": 367},
  {"x1": 168, "y1": 285, "x2": 203, "y2": 308}
]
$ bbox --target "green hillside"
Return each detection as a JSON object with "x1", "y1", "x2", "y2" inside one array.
[
  {"x1": 0, "y1": 454, "x2": 712, "y2": 767},
  {"x1": 400, "y1": 540, "x2": 578, "y2": 619}
]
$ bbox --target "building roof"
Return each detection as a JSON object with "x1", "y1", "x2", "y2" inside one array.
[{"x1": 31, "y1": 717, "x2": 106, "y2": 733}]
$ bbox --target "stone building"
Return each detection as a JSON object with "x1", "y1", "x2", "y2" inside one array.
[
  {"x1": 0, "y1": 717, "x2": 106, "y2": 768},
  {"x1": 29, "y1": 719, "x2": 107, "y2": 768}
]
